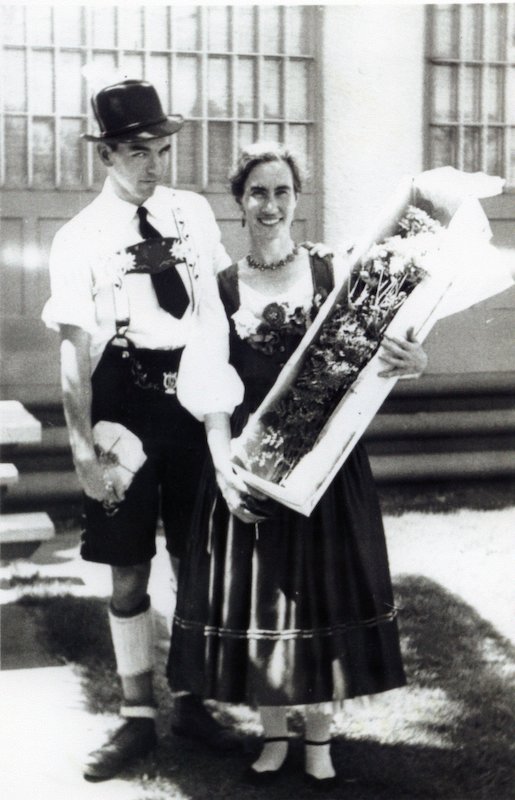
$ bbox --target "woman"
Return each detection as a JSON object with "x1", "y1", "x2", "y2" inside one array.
[{"x1": 169, "y1": 142, "x2": 427, "y2": 788}]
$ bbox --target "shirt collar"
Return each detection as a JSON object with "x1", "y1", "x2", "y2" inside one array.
[{"x1": 100, "y1": 178, "x2": 142, "y2": 226}]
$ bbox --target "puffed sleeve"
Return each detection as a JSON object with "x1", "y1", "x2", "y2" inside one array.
[
  {"x1": 177, "y1": 271, "x2": 244, "y2": 420},
  {"x1": 41, "y1": 224, "x2": 98, "y2": 334}
]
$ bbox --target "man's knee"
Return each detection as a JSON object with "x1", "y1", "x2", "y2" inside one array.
[{"x1": 111, "y1": 562, "x2": 151, "y2": 613}]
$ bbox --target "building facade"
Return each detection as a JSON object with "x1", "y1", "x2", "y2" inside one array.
[{"x1": 1, "y1": 3, "x2": 514, "y2": 406}]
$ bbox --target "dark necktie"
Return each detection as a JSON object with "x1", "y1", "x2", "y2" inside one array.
[{"x1": 136, "y1": 206, "x2": 189, "y2": 319}]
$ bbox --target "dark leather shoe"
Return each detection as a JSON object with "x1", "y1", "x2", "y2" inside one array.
[
  {"x1": 83, "y1": 718, "x2": 157, "y2": 782},
  {"x1": 171, "y1": 694, "x2": 241, "y2": 752}
]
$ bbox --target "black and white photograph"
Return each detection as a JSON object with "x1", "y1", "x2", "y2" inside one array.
[{"x1": 0, "y1": 2, "x2": 514, "y2": 799}]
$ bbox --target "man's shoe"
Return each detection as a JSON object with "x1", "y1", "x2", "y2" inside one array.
[
  {"x1": 171, "y1": 694, "x2": 240, "y2": 753},
  {"x1": 83, "y1": 718, "x2": 157, "y2": 782}
]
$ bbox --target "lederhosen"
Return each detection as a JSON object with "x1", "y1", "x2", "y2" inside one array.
[{"x1": 81, "y1": 233, "x2": 206, "y2": 566}]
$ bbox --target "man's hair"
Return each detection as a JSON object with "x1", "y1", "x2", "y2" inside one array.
[{"x1": 229, "y1": 141, "x2": 305, "y2": 202}]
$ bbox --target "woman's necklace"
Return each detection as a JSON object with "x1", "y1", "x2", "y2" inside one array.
[{"x1": 246, "y1": 244, "x2": 298, "y2": 272}]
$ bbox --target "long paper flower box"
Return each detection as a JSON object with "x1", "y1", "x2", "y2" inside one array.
[{"x1": 230, "y1": 168, "x2": 508, "y2": 516}]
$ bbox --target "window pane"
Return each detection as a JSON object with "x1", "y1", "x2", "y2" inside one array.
[
  {"x1": 174, "y1": 56, "x2": 200, "y2": 117},
  {"x1": 173, "y1": 7, "x2": 199, "y2": 51},
  {"x1": 486, "y1": 128, "x2": 503, "y2": 176},
  {"x1": 208, "y1": 6, "x2": 230, "y2": 52},
  {"x1": 208, "y1": 57, "x2": 230, "y2": 117},
  {"x1": 461, "y1": 4, "x2": 482, "y2": 60},
  {"x1": 261, "y1": 7, "x2": 282, "y2": 54},
  {"x1": 119, "y1": 7, "x2": 143, "y2": 50},
  {"x1": 5, "y1": 117, "x2": 27, "y2": 186},
  {"x1": 463, "y1": 66, "x2": 481, "y2": 123},
  {"x1": 4, "y1": 50, "x2": 26, "y2": 112},
  {"x1": 288, "y1": 60, "x2": 309, "y2": 120},
  {"x1": 430, "y1": 126, "x2": 457, "y2": 167},
  {"x1": 287, "y1": 124, "x2": 310, "y2": 175},
  {"x1": 177, "y1": 120, "x2": 201, "y2": 184},
  {"x1": 463, "y1": 127, "x2": 480, "y2": 171},
  {"x1": 432, "y1": 65, "x2": 457, "y2": 122},
  {"x1": 236, "y1": 57, "x2": 256, "y2": 118},
  {"x1": 54, "y1": 6, "x2": 84, "y2": 47},
  {"x1": 28, "y1": 6, "x2": 53, "y2": 46},
  {"x1": 263, "y1": 59, "x2": 282, "y2": 119},
  {"x1": 2, "y1": 6, "x2": 25, "y2": 44},
  {"x1": 60, "y1": 118, "x2": 85, "y2": 187},
  {"x1": 32, "y1": 51, "x2": 54, "y2": 115},
  {"x1": 236, "y1": 6, "x2": 256, "y2": 53},
  {"x1": 122, "y1": 54, "x2": 144, "y2": 80},
  {"x1": 91, "y1": 7, "x2": 116, "y2": 48},
  {"x1": 432, "y1": 5, "x2": 459, "y2": 59},
  {"x1": 264, "y1": 123, "x2": 283, "y2": 142},
  {"x1": 486, "y1": 67, "x2": 504, "y2": 123},
  {"x1": 208, "y1": 122, "x2": 231, "y2": 182},
  {"x1": 238, "y1": 123, "x2": 258, "y2": 149},
  {"x1": 286, "y1": 7, "x2": 312, "y2": 55},
  {"x1": 508, "y1": 68, "x2": 515, "y2": 124},
  {"x1": 145, "y1": 6, "x2": 169, "y2": 50},
  {"x1": 147, "y1": 55, "x2": 170, "y2": 111},
  {"x1": 33, "y1": 118, "x2": 55, "y2": 188},
  {"x1": 485, "y1": 4, "x2": 507, "y2": 60},
  {"x1": 57, "y1": 52, "x2": 84, "y2": 115}
]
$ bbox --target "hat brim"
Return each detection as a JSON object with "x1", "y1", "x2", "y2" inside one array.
[{"x1": 82, "y1": 115, "x2": 184, "y2": 142}]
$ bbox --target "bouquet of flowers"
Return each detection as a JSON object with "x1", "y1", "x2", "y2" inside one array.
[{"x1": 231, "y1": 168, "x2": 511, "y2": 515}]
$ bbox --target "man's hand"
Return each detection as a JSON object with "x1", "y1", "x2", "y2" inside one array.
[
  {"x1": 378, "y1": 327, "x2": 428, "y2": 379},
  {"x1": 301, "y1": 241, "x2": 334, "y2": 259},
  {"x1": 75, "y1": 457, "x2": 125, "y2": 505}
]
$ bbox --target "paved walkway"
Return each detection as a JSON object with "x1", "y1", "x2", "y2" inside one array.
[{"x1": 0, "y1": 508, "x2": 513, "y2": 799}]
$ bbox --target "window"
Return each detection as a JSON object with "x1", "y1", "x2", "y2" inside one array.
[
  {"x1": 426, "y1": 3, "x2": 515, "y2": 185},
  {"x1": 0, "y1": 5, "x2": 317, "y2": 191}
]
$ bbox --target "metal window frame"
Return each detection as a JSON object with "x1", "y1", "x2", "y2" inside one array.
[
  {"x1": 425, "y1": 3, "x2": 514, "y2": 185},
  {"x1": 1, "y1": 4, "x2": 319, "y2": 193}
]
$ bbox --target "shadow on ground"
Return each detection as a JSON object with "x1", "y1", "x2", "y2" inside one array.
[{"x1": 7, "y1": 574, "x2": 515, "y2": 800}]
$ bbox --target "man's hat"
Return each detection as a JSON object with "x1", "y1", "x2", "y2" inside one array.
[{"x1": 82, "y1": 79, "x2": 184, "y2": 142}]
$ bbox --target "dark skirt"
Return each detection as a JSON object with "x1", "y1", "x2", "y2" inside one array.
[{"x1": 168, "y1": 441, "x2": 406, "y2": 707}]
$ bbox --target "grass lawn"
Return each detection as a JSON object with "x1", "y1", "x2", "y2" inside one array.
[{"x1": 2, "y1": 499, "x2": 514, "y2": 799}]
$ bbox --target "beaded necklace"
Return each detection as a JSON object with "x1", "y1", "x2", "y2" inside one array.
[{"x1": 246, "y1": 244, "x2": 298, "y2": 272}]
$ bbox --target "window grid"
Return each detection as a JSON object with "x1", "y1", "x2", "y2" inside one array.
[
  {"x1": 1, "y1": 5, "x2": 316, "y2": 191},
  {"x1": 427, "y1": 3, "x2": 514, "y2": 184}
]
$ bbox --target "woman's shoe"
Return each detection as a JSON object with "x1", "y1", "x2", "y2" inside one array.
[{"x1": 241, "y1": 736, "x2": 290, "y2": 784}]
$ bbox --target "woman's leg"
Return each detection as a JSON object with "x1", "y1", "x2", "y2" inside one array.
[
  {"x1": 251, "y1": 706, "x2": 289, "y2": 773},
  {"x1": 304, "y1": 707, "x2": 336, "y2": 780}
]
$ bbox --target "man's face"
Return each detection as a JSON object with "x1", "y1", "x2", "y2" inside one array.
[{"x1": 101, "y1": 137, "x2": 172, "y2": 205}]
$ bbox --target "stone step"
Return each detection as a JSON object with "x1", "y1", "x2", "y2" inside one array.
[
  {"x1": 0, "y1": 463, "x2": 18, "y2": 486},
  {"x1": 0, "y1": 511, "x2": 55, "y2": 560}
]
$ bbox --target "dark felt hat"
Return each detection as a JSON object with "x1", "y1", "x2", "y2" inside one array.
[{"x1": 82, "y1": 79, "x2": 183, "y2": 142}]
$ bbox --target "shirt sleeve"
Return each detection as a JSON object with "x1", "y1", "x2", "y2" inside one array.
[{"x1": 41, "y1": 224, "x2": 98, "y2": 334}]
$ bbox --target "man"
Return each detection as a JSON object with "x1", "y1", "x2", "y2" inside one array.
[{"x1": 42, "y1": 79, "x2": 243, "y2": 782}]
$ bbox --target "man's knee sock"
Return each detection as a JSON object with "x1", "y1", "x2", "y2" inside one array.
[
  {"x1": 109, "y1": 593, "x2": 154, "y2": 677},
  {"x1": 108, "y1": 594, "x2": 156, "y2": 717}
]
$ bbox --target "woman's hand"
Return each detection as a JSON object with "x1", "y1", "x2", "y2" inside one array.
[
  {"x1": 215, "y1": 463, "x2": 266, "y2": 524},
  {"x1": 378, "y1": 327, "x2": 428, "y2": 379}
]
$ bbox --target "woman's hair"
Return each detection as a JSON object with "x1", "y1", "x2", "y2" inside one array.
[{"x1": 229, "y1": 141, "x2": 305, "y2": 202}]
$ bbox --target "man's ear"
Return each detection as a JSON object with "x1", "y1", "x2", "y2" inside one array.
[{"x1": 97, "y1": 143, "x2": 114, "y2": 166}]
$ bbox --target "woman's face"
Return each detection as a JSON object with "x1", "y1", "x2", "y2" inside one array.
[{"x1": 241, "y1": 160, "x2": 297, "y2": 245}]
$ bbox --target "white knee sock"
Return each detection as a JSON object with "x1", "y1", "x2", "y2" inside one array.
[{"x1": 108, "y1": 599, "x2": 154, "y2": 678}]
